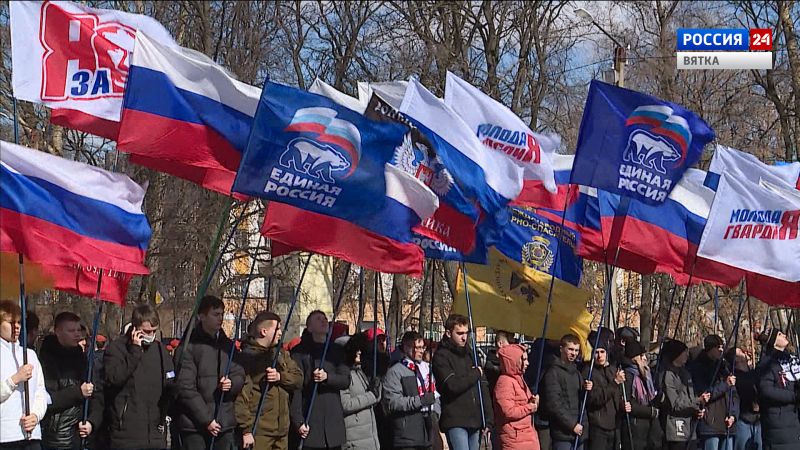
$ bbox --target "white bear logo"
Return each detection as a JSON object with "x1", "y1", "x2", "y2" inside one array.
[{"x1": 279, "y1": 137, "x2": 351, "y2": 183}]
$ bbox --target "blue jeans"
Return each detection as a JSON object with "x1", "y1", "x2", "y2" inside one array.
[
  {"x1": 734, "y1": 420, "x2": 762, "y2": 450},
  {"x1": 701, "y1": 435, "x2": 734, "y2": 450},
  {"x1": 445, "y1": 428, "x2": 480, "y2": 450}
]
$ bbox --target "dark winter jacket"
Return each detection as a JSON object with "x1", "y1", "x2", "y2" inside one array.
[
  {"x1": 688, "y1": 352, "x2": 739, "y2": 437},
  {"x1": 583, "y1": 363, "x2": 621, "y2": 431},
  {"x1": 657, "y1": 364, "x2": 700, "y2": 443},
  {"x1": 734, "y1": 367, "x2": 759, "y2": 424},
  {"x1": 235, "y1": 337, "x2": 303, "y2": 438},
  {"x1": 621, "y1": 359, "x2": 661, "y2": 450},
  {"x1": 431, "y1": 338, "x2": 494, "y2": 431},
  {"x1": 289, "y1": 334, "x2": 351, "y2": 448},
  {"x1": 541, "y1": 358, "x2": 587, "y2": 443},
  {"x1": 39, "y1": 335, "x2": 87, "y2": 449},
  {"x1": 757, "y1": 350, "x2": 800, "y2": 450},
  {"x1": 103, "y1": 334, "x2": 176, "y2": 449},
  {"x1": 174, "y1": 326, "x2": 246, "y2": 434},
  {"x1": 484, "y1": 348, "x2": 502, "y2": 392}
]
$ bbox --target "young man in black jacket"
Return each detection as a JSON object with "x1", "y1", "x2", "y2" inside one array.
[
  {"x1": 39, "y1": 312, "x2": 95, "y2": 450},
  {"x1": 174, "y1": 295, "x2": 246, "y2": 450},
  {"x1": 431, "y1": 314, "x2": 493, "y2": 450},
  {"x1": 688, "y1": 334, "x2": 738, "y2": 450},
  {"x1": 542, "y1": 334, "x2": 592, "y2": 450},
  {"x1": 289, "y1": 310, "x2": 350, "y2": 450},
  {"x1": 583, "y1": 340, "x2": 627, "y2": 450},
  {"x1": 104, "y1": 305, "x2": 176, "y2": 450}
]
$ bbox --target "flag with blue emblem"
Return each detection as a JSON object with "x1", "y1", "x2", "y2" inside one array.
[
  {"x1": 571, "y1": 80, "x2": 715, "y2": 205},
  {"x1": 233, "y1": 81, "x2": 407, "y2": 221}
]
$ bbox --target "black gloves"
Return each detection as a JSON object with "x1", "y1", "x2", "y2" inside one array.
[{"x1": 421, "y1": 392, "x2": 436, "y2": 407}]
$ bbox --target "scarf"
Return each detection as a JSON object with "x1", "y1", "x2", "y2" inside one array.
[
  {"x1": 625, "y1": 364, "x2": 656, "y2": 404},
  {"x1": 402, "y1": 357, "x2": 436, "y2": 395}
]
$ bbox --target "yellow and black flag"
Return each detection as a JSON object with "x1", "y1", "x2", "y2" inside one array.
[{"x1": 454, "y1": 248, "x2": 592, "y2": 353}]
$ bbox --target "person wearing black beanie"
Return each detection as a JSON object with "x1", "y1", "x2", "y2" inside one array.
[
  {"x1": 619, "y1": 340, "x2": 660, "y2": 450},
  {"x1": 657, "y1": 339, "x2": 707, "y2": 450},
  {"x1": 582, "y1": 336, "x2": 625, "y2": 450},
  {"x1": 687, "y1": 335, "x2": 738, "y2": 450},
  {"x1": 755, "y1": 328, "x2": 800, "y2": 450}
]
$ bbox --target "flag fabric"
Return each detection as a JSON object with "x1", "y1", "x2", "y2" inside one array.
[
  {"x1": 118, "y1": 31, "x2": 259, "y2": 196},
  {"x1": 596, "y1": 169, "x2": 744, "y2": 286},
  {"x1": 261, "y1": 84, "x2": 437, "y2": 276},
  {"x1": 444, "y1": 72, "x2": 558, "y2": 194},
  {"x1": 698, "y1": 174, "x2": 799, "y2": 282},
  {"x1": 0, "y1": 253, "x2": 54, "y2": 300},
  {"x1": 400, "y1": 79, "x2": 525, "y2": 232},
  {"x1": 362, "y1": 93, "x2": 481, "y2": 257},
  {"x1": 571, "y1": 80, "x2": 715, "y2": 205},
  {"x1": 0, "y1": 141, "x2": 150, "y2": 303},
  {"x1": 264, "y1": 203, "x2": 425, "y2": 277},
  {"x1": 310, "y1": 78, "x2": 367, "y2": 113},
  {"x1": 747, "y1": 273, "x2": 800, "y2": 307},
  {"x1": 514, "y1": 154, "x2": 579, "y2": 210},
  {"x1": 495, "y1": 207, "x2": 583, "y2": 286},
  {"x1": 358, "y1": 81, "x2": 408, "y2": 110},
  {"x1": 454, "y1": 248, "x2": 592, "y2": 352},
  {"x1": 233, "y1": 81, "x2": 406, "y2": 222},
  {"x1": 10, "y1": 0, "x2": 176, "y2": 139},
  {"x1": 706, "y1": 145, "x2": 800, "y2": 190}
]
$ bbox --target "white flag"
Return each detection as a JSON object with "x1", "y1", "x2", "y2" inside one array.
[
  {"x1": 358, "y1": 81, "x2": 408, "y2": 110},
  {"x1": 310, "y1": 78, "x2": 367, "y2": 113},
  {"x1": 709, "y1": 145, "x2": 800, "y2": 190},
  {"x1": 698, "y1": 173, "x2": 800, "y2": 282},
  {"x1": 444, "y1": 71, "x2": 559, "y2": 193},
  {"x1": 10, "y1": 1, "x2": 175, "y2": 132}
]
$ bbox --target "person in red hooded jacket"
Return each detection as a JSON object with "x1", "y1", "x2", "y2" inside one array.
[{"x1": 493, "y1": 343, "x2": 540, "y2": 450}]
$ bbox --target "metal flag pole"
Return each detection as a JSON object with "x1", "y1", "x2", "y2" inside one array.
[
  {"x1": 175, "y1": 200, "x2": 250, "y2": 374},
  {"x1": 357, "y1": 267, "x2": 365, "y2": 331},
  {"x1": 532, "y1": 184, "x2": 573, "y2": 394},
  {"x1": 81, "y1": 271, "x2": 104, "y2": 448},
  {"x1": 418, "y1": 262, "x2": 430, "y2": 337},
  {"x1": 379, "y1": 274, "x2": 390, "y2": 352},
  {"x1": 460, "y1": 263, "x2": 487, "y2": 430},
  {"x1": 251, "y1": 253, "x2": 313, "y2": 436},
  {"x1": 17, "y1": 254, "x2": 31, "y2": 439},
  {"x1": 298, "y1": 262, "x2": 352, "y2": 450},
  {"x1": 210, "y1": 236, "x2": 264, "y2": 449},
  {"x1": 573, "y1": 196, "x2": 632, "y2": 450},
  {"x1": 372, "y1": 272, "x2": 379, "y2": 380}
]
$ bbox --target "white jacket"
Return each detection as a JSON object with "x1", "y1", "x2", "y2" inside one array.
[{"x1": 0, "y1": 338, "x2": 48, "y2": 442}]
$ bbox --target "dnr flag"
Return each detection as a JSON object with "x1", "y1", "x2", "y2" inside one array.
[
  {"x1": 233, "y1": 81, "x2": 407, "y2": 222},
  {"x1": 454, "y1": 248, "x2": 592, "y2": 350},
  {"x1": 698, "y1": 174, "x2": 800, "y2": 282},
  {"x1": 572, "y1": 81, "x2": 715, "y2": 205}
]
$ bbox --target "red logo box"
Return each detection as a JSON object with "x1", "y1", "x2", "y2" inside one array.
[{"x1": 750, "y1": 29, "x2": 773, "y2": 51}]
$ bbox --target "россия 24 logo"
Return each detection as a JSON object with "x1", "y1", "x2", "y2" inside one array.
[
  {"x1": 279, "y1": 107, "x2": 362, "y2": 183},
  {"x1": 39, "y1": 1, "x2": 135, "y2": 101},
  {"x1": 622, "y1": 105, "x2": 692, "y2": 175}
]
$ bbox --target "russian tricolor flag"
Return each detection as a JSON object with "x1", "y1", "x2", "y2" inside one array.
[
  {"x1": 118, "y1": 31, "x2": 260, "y2": 197},
  {"x1": 0, "y1": 141, "x2": 151, "y2": 303}
]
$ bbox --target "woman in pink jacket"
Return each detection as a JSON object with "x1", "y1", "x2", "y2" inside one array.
[{"x1": 494, "y1": 343, "x2": 540, "y2": 450}]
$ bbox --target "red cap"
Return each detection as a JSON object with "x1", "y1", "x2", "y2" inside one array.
[
  {"x1": 364, "y1": 327, "x2": 385, "y2": 341},
  {"x1": 170, "y1": 339, "x2": 181, "y2": 348},
  {"x1": 95, "y1": 335, "x2": 107, "y2": 343}
]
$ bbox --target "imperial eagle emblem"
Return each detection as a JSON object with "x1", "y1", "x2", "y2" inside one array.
[
  {"x1": 522, "y1": 236, "x2": 554, "y2": 273},
  {"x1": 393, "y1": 132, "x2": 453, "y2": 196}
]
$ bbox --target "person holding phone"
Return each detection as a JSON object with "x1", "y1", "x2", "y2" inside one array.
[{"x1": 103, "y1": 305, "x2": 176, "y2": 450}]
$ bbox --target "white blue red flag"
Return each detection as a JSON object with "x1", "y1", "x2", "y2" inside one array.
[
  {"x1": 233, "y1": 81, "x2": 407, "y2": 222},
  {"x1": 10, "y1": 1, "x2": 176, "y2": 139},
  {"x1": 571, "y1": 81, "x2": 715, "y2": 205},
  {"x1": 706, "y1": 145, "x2": 800, "y2": 190},
  {"x1": 444, "y1": 72, "x2": 558, "y2": 194},
  {"x1": 118, "y1": 31, "x2": 259, "y2": 196},
  {"x1": 0, "y1": 141, "x2": 151, "y2": 303},
  {"x1": 699, "y1": 175, "x2": 800, "y2": 282}
]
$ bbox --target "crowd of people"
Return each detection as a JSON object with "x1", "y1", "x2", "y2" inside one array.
[{"x1": 1, "y1": 296, "x2": 799, "y2": 450}]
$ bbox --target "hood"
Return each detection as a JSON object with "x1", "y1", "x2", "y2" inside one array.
[
  {"x1": 241, "y1": 335, "x2": 274, "y2": 355},
  {"x1": 40, "y1": 333, "x2": 83, "y2": 356},
  {"x1": 498, "y1": 344, "x2": 526, "y2": 376}
]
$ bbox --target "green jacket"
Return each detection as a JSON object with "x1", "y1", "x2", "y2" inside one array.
[{"x1": 235, "y1": 338, "x2": 303, "y2": 437}]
